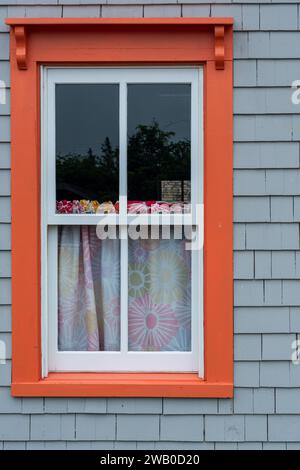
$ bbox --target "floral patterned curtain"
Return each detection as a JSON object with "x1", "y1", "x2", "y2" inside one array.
[
  {"x1": 58, "y1": 226, "x2": 120, "y2": 351},
  {"x1": 128, "y1": 237, "x2": 191, "y2": 351},
  {"x1": 58, "y1": 227, "x2": 191, "y2": 352}
]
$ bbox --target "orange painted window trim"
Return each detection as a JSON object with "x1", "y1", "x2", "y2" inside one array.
[{"x1": 6, "y1": 17, "x2": 233, "y2": 398}]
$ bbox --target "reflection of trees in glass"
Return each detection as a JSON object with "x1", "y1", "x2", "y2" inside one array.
[
  {"x1": 56, "y1": 121, "x2": 190, "y2": 202},
  {"x1": 56, "y1": 137, "x2": 119, "y2": 201},
  {"x1": 128, "y1": 121, "x2": 190, "y2": 201}
]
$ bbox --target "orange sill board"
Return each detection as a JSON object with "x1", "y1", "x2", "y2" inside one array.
[
  {"x1": 12, "y1": 374, "x2": 233, "y2": 398},
  {"x1": 8, "y1": 18, "x2": 233, "y2": 397}
]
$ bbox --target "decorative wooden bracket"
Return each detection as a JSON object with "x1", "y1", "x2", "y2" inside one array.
[
  {"x1": 214, "y1": 25, "x2": 225, "y2": 70},
  {"x1": 14, "y1": 26, "x2": 27, "y2": 70}
]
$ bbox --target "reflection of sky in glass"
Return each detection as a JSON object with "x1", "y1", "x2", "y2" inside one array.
[
  {"x1": 128, "y1": 84, "x2": 191, "y2": 143},
  {"x1": 56, "y1": 84, "x2": 119, "y2": 156},
  {"x1": 56, "y1": 83, "x2": 191, "y2": 156}
]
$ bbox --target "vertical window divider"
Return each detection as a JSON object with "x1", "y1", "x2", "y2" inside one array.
[{"x1": 119, "y1": 81, "x2": 128, "y2": 355}]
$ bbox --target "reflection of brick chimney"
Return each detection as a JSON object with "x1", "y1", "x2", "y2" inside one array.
[{"x1": 161, "y1": 180, "x2": 191, "y2": 203}]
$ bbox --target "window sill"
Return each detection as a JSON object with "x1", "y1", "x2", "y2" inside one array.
[{"x1": 12, "y1": 373, "x2": 233, "y2": 398}]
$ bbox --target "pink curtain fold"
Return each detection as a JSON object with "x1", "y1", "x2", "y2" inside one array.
[{"x1": 58, "y1": 226, "x2": 120, "y2": 351}]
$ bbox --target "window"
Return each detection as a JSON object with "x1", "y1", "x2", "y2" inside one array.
[
  {"x1": 8, "y1": 18, "x2": 233, "y2": 397},
  {"x1": 43, "y1": 68, "x2": 203, "y2": 374}
]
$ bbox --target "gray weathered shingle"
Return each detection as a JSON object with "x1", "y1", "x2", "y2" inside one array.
[{"x1": 117, "y1": 415, "x2": 159, "y2": 441}]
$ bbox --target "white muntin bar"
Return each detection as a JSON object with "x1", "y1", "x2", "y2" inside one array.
[{"x1": 119, "y1": 80, "x2": 129, "y2": 355}]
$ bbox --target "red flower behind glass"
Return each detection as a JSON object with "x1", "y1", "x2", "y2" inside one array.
[{"x1": 57, "y1": 200, "x2": 73, "y2": 214}]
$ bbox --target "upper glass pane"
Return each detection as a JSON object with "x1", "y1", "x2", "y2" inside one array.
[
  {"x1": 127, "y1": 84, "x2": 191, "y2": 214},
  {"x1": 56, "y1": 84, "x2": 119, "y2": 214}
]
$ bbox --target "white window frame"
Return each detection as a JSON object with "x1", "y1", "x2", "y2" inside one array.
[{"x1": 41, "y1": 66, "x2": 203, "y2": 375}]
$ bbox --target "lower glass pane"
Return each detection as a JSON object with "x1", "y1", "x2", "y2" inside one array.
[
  {"x1": 58, "y1": 225, "x2": 120, "y2": 351},
  {"x1": 128, "y1": 232, "x2": 191, "y2": 352}
]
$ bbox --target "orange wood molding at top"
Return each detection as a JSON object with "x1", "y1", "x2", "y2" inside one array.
[
  {"x1": 7, "y1": 17, "x2": 233, "y2": 397},
  {"x1": 6, "y1": 17, "x2": 234, "y2": 25},
  {"x1": 6, "y1": 17, "x2": 233, "y2": 71}
]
